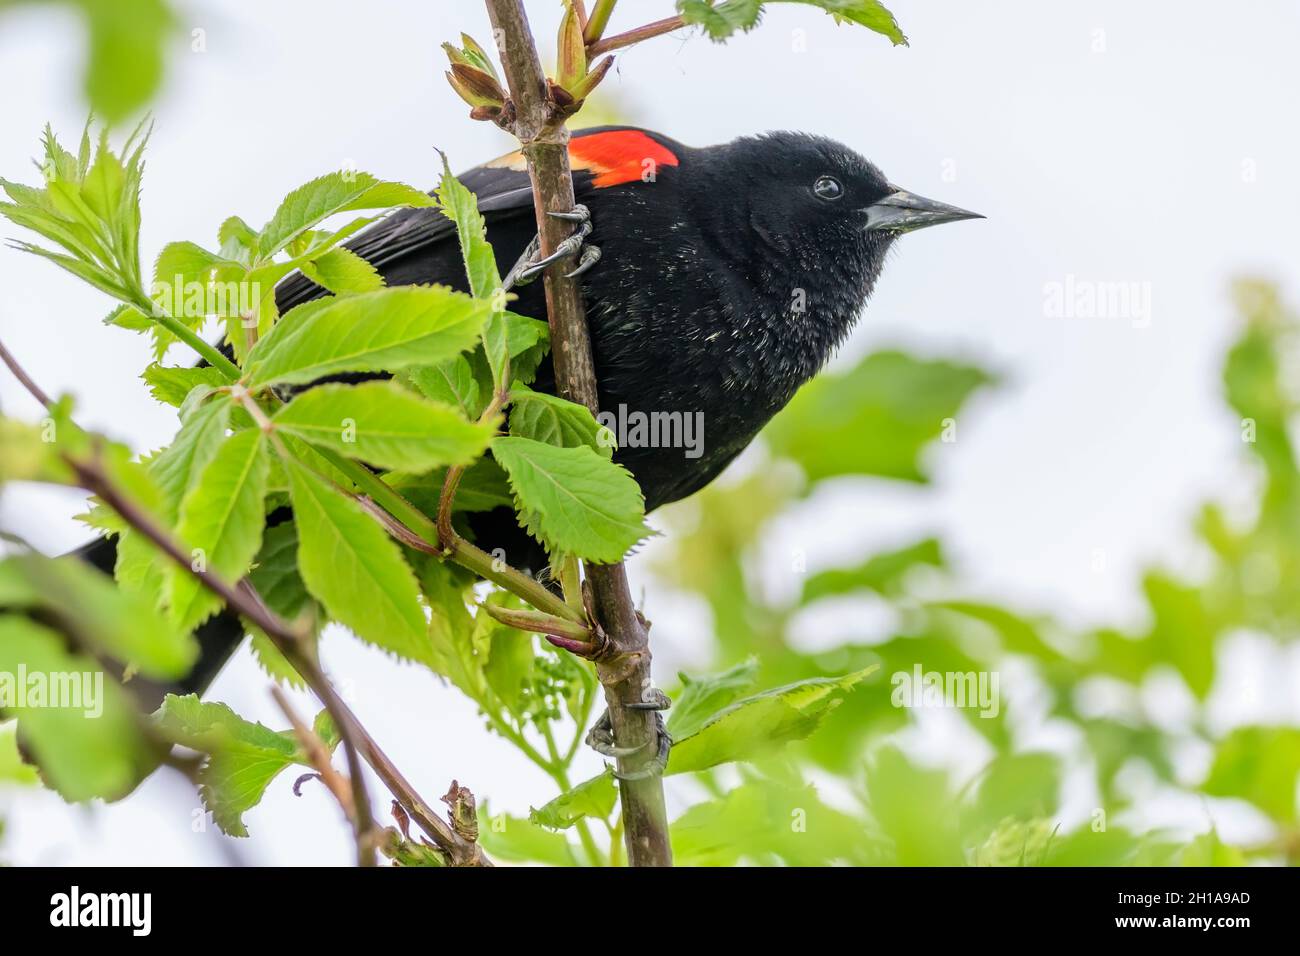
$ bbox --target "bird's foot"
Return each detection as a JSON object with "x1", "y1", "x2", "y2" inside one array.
[
  {"x1": 502, "y1": 204, "x2": 601, "y2": 290},
  {"x1": 585, "y1": 687, "x2": 672, "y2": 782}
]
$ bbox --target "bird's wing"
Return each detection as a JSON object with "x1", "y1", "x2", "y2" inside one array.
[{"x1": 274, "y1": 127, "x2": 682, "y2": 312}]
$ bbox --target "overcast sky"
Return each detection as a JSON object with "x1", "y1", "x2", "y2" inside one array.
[{"x1": 3, "y1": 0, "x2": 1299, "y2": 864}]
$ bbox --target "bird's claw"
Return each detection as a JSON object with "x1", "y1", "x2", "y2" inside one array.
[
  {"x1": 503, "y1": 204, "x2": 600, "y2": 290},
  {"x1": 586, "y1": 688, "x2": 672, "y2": 781}
]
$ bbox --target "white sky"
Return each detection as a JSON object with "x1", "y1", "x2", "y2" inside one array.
[{"x1": 3, "y1": 0, "x2": 1299, "y2": 864}]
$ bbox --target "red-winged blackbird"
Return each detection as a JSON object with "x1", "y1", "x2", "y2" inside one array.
[{"x1": 77, "y1": 125, "x2": 981, "y2": 698}]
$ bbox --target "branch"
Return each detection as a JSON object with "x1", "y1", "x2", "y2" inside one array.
[
  {"x1": 587, "y1": 15, "x2": 686, "y2": 57},
  {"x1": 483, "y1": 0, "x2": 673, "y2": 867},
  {"x1": 0, "y1": 339, "x2": 492, "y2": 867},
  {"x1": 0, "y1": 338, "x2": 52, "y2": 408}
]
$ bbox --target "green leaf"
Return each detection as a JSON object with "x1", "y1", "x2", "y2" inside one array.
[
  {"x1": 491, "y1": 436, "x2": 650, "y2": 563},
  {"x1": 962, "y1": 753, "x2": 1061, "y2": 843},
  {"x1": 2, "y1": 553, "x2": 198, "y2": 680},
  {"x1": 476, "y1": 808, "x2": 578, "y2": 866},
  {"x1": 862, "y1": 745, "x2": 964, "y2": 865},
  {"x1": 259, "y1": 171, "x2": 434, "y2": 259},
  {"x1": 677, "y1": 0, "x2": 906, "y2": 45},
  {"x1": 152, "y1": 694, "x2": 332, "y2": 837},
  {"x1": 141, "y1": 364, "x2": 228, "y2": 408},
  {"x1": 671, "y1": 776, "x2": 878, "y2": 866},
  {"x1": 300, "y1": 247, "x2": 385, "y2": 295},
  {"x1": 116, "y1": 395, "x2": 230, "y2": 608},
  {"x1": 0, "y1": 723, "x2": 39, "y2": 786},
  {"x1": 435, "y1": 157, "x2": 502, "y2": 301},
  {"x1": 530, "y1": 769, "x2": 617, "y2": 830},
  {"x1": 245, "y1": 523, "x2": 320, "y2": 688},
  {"x1": 0, "y1": 417, "x2": 67, "y2": 484},
  {"x1": 247, "y1": 522, "x2": 318, "y2": 627},
  {"x1": 273, "y1": 381, "x2": 495, "y2": 472},
  {"x1": 0, "y1": 617, "x2": 156, "y2": 802},
  {"x1": 482, "y1": 605, "x2": 535, "y2": 718},
  {"x1": 667, "y1": 668, "x2": 874, "y2": 775},
  {"x1": 435, "y1": 158, "x2": 510, "y2": 389},
  {"x1": 765, "y1": 350, "x2": 993, "y2": 484},
  {"x1": 82, "y1": 131, "x2": 125, "y2": 222},
  {"x1": 285, "y1": 458, "x2": 431, "y2": 665},
  {"x1": 151, "y1": 241, "x2": 234, "y2": 319},
  {"x1": 245, "y1": 286, "x2": 490, "y2": 388},
  {"x1": 801, "y1": 537, "x2": 943, "y2": 603},
  {"x1": 509, "y1": 385, "x2": 613, "y2": 457},
  {"x1": 150, "y1": 394, "x2": 232, "y2": 521},
  {"x1": 400, "y1": 356, "x2": 483, "y2": 420},
  {"x1": 667, "y1": 657, "x2": 761, "y2": 741},
  {"x1": 1142, "y1": 572, "x2": 1218, "y2": 699},
  {"x1": 79, "y1": 0, "x2": 174, "y2": 122},
  {"x1": 1203, "y1": 727, "x2": 1300, "y2": 823},
  {"x1": 169, "y1": 428, "x2": 270, "y2": 632},
  {"x1": 418, "y1": 560, "x2": 484, "y2": 698}
]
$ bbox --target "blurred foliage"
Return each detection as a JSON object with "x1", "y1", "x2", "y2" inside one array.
[
  {"x1": 638, "y1": 279, "x2": 1300, "y2": 865},
  {"x1": 0, "y1": 0, "x2": 177, "y2": 123}
]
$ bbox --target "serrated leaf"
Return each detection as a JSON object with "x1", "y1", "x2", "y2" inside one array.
[
  {"x1": 300, "y1": 246, "x2": 385, "y2": 295},
  {"x1": 285, "y1": 458, "x2": 431, "y2": 665},
  {"x1": 141, "y1": 364, "x2": 228, "y2": 408},
  {"x1": 245, "y1": 286, "x2": 489, "y2": 388},
  {"x1": 678, "y1": 0, "x2": 906, "y2": 45},
  {"x1": 435, "y1": 159, "x2": 508, "y2": 388},
  {"x1": 491, "y1": 436, "x2": 650, "y2": 563},
  {"x1": 273, "y1": 381, "x2": 494, "y2": 472},
  {"x1": 259, "y1": 171, "x2": 434, "y2": 259},
  {"x1": 169, "y1": 429, "x2": 269, "y2": 632},
  {"x1": 530, "y1": 769, "x2": 617, "y2": 830},
  {"x1": 666, "y1": 657, "x2": 760, "y2": 741},
  {"x1": 667, "y1": 668, "x2": 874, "y2": 775},
  {"x1": 509, "y1": 384, "x2": 612, "y2": 457},
  {"x1": 116, "y1": 396, "x2": 230, "y2": 610},
  {"x1": 400, "y1": 356, "x2": 483, "y2": 420},
  {"x1": 152, "y1": 694, "x2": 332, "y2": 837}
]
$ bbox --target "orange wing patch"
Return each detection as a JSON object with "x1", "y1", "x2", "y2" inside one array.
[
  {"x1": 569, "y1": 130, "x2": 679, "y2": 187},
  {"x1": 484, "y1": 131, "x2": 679, "y2": 188}
]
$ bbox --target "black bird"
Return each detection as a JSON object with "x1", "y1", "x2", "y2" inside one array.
[{"x1": 78, "y1": 125, "x2": 981, "y2": 700}]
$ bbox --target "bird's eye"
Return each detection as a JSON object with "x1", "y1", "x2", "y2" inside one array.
[{"x1": 813, "y1": 175, "x2": 844, "y2": 201}]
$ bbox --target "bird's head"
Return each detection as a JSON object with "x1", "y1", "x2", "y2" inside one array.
[{"x1": 714, "y1": 131, "x2": 982, "y2": 258}]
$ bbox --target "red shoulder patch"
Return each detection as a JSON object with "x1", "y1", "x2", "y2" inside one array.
[{"x1": 569, "y1": 130, "x2": 679, "y2": 188}]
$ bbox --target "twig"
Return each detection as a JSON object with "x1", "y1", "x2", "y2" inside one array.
[
  {"x1": 0, "y1": 338, "x2": 491, "y2": 867},
  {"x1": 271, "y1": 685, "x2": 359, "y2": 826},
  {"x1": 0, "y1": 338, "x2": 52, "y2": 408},
  {"x1": 582, "y1": 0, "x2": 617, "y2": 45},
  {"x1": 587, "y1": 15, "x2": 686, "y2": 57},
  {"x1": 483, "y1": 0, "x2": 673, "y2": 867}
]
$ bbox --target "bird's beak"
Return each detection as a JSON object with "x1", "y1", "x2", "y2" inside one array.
[{"x1": 864, "y1": 187, "x2": 984, "y2": 233}]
